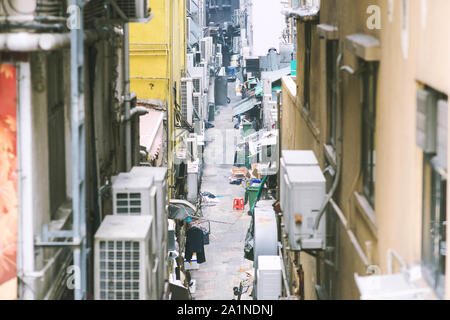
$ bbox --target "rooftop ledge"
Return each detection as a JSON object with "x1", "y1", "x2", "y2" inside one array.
[{"x1": 345, "y1": 33, "x2": 381, "y2": 61}]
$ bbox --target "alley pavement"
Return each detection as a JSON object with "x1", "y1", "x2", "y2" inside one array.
[{"x1": 191, "y1": 82, "x2": 253, "y2": 300}]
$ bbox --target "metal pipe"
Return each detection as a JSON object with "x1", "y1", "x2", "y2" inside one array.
[
  {"x1": 314, "y1": 51, "x2": 344, "y2": 230},
  {"x1": 70, "y1": 0, "x2": 86, "y2": 300},
  {"x1": 124, "y1": 23, "x2": 132, "y2": 171},
  {"x1": 16, "y1": 61, "x2": 36, "y2": 299},
  {"x1": 0, "y1": 32, "x2": 70, "y2": 51}
]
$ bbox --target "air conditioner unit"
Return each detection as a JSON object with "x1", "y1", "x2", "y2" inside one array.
[
  {"x1": 216, "y1": 53, "x2": 223, "y2": 68},
  {"x1": 193, "y1": 92, "x2": 202, "y2": 120},
  {"x1": 200, "y1": 37, "x2": 213, "y2": 64},
  {"x1": 280, "y1": 150, "x2": 319, "y2": 213},
  {"x1": 256, "y1": 255, "x2": 282, "y2": 300},
  {"x1": 181, "y1": 78, "x2": 194, "y2": 125},
  {"x1": 254, "y1": 201, "x2": 278, "y2": 269},
  {"x1": 94, "y1": 215, "x2": 155, "y2": 300},
  {"x1": 284, "y1": 165, "x2": 326, "y2": 251},
  {"x1": 111, "y1": 172, "x2": 158, "y2": 271},
  {"x1": 129, "y1": 166, "x2": 168, "y2": 298},
  {"x1": 187, "y1": 53, "x2": 194, "y2": 71},
  {"x1": 114, "y1": 0, "x2": 151, "y2": 21},
  {"x1": 192, "y1": 76, "x2": 202, "y2": 94},
  {"x1": 186, "y1": 135, "x2": 198, "y2": 162},
  {"x1": 187, "y1": 160, "x2": 200, "y2": 203}
]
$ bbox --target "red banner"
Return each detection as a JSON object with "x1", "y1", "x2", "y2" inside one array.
[{"x1": 0, "y1": 64, "x2": 18, "y2": 299}]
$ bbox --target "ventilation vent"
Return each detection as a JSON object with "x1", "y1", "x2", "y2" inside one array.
[
  {"x1": 98, "y1": 240, "x2": 141, "y2": 300},
  {"x1": 116, "y1": 193, "x2": 142, "y2": 215}
]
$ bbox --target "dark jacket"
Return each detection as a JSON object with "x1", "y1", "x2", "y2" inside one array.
[{"x1": 185, "y1": 227, "x2": 206, "y2": 264}]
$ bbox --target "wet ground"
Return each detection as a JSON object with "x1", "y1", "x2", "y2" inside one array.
[{"x1": 190, "y1": 82, "x2": 253, "y2": 300}]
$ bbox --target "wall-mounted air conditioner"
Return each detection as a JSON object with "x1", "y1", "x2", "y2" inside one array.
[
  {"x1": 186, "y1": 135, "x2": 198, "y2": 162},
  {"x1": 193, "y1": 92, "x2": 202, "y2": 120},
  {"x1": 256, "y1": 255, "x2": 282, "y2": 300},
  {"x1": 192, "y1": 76, "x2": 203, "y2": 94},
  {"x1": 187, "y1": 53, "x2": 194, "y2": 71},
  {"x1": 254, "y1": 201, "x2": 278, "y2": 269},
  {"x1": 284, "y1": 165, "x2": 326, "y2": 251},
  {"x1": 187, "y1": 160, "x2": 200, "y2": 203},
  {"x1": 280, "y1": 150, "x2": 319, "y2": 213},
  {"x1": 111, "y1": 171, "x2": 159, "y2": 289},
  {"x1": 95, "y1": 215, "x2": 155, "y2": 300},
  {"x1": 181, "y1": 78, "x2": 194, "y2": 125},
  {"x1": 129, "y1": 166, "x2": 168, "y2": 299}
]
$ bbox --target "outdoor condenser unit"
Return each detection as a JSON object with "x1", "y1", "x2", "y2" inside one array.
[
  {"x1": 187, "y1": 160, "x2": 199, "y2": 203},
  {"x1": 254, "y1": 201, "x2": 278, "y2": 269},
  {"x1": 186, "y1": 135, "x2": 198, "y2": 162},
  {"x1": 284, "y1": 165, "x2": 326, "y2": 251},
  {"x1": 256, "y1": 256, "x2": 282, "y2": 300},
  {"x1": 193, "y1": 92, "x2": 202, "y2": 120},
  {"x1": 111, "y1": 172, "x2": 159, "y2": 290},
  {"x1": 130, "y1": 166, "x2": 168, "y2": 298},
  {"x1": 181, "y1": 78, "x2": 194, "y2": 125},
  {"x1": 95, "y1": 215, "x2": 154, "y2": 300},
  {"x1": 280, "y1": 150, "x2": 319, "y2": 213}
]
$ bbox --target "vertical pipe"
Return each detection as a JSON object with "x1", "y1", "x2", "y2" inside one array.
[
  {"x1": 17, "y1": 61, "x2": 36, "y2": 299},
  {"x1": 124, "y1": 23, "x2": 132, "y2": 171},
  {"x1": 70, "y1": 0, "x2": 86, "y2": 300}
]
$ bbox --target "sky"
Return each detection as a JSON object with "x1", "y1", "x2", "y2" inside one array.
[{"x1": 250, "y1": 0, "x2": 285, "y2": 56}]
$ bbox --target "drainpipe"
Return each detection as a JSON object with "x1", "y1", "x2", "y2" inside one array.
[
  {"x1": 124, "y1": 23, "x2": 132, "y2": 171},
  {"x1": 314, "y1": 51, "x2": 344, "y2": 231}
]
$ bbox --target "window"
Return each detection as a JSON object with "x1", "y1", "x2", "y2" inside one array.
[
  {"x1": 303, "y1": 22, "x2": 312, "y2": 111},
  {"x1": 422, "y1": 154, "x2": 446, "y2": 298},
  {"x1": 419, "y1": 87, "x2": 448, "y2": 299},
  {"x1": 361, "y1": 60, "x2": 378, "y2": 207},
  {"x1": 326, "y1": 40, "x2": 338, "y2": 147},
  {"x1": 46, "y1": 51, "x2": 67, "y2": 218}
]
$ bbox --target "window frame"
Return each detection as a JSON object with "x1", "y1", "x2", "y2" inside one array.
[
  {"x1": 303, "y1": 22, "x2": 312, "y2": 111},
  {"x1": 361, "y1": 60, "x2": 378, "y2": 208},
  {"x1": 326, "y1": 39, "x2": 338, "y2": 148},
  {"x1": 420, "y1": 87, "x2": 448, "y2": 299}
]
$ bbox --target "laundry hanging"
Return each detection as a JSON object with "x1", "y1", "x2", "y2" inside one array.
[{"x1": 185, "y1": 226, "x2": 206, "y2": 264}]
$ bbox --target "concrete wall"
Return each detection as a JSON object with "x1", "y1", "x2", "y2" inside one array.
[{"x1": 281, "y1": 0, "x2": 450, "y2": 299}]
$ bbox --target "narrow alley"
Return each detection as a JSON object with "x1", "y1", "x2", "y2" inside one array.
[
  {"x1": 1, "y1": 0, "x2": 449, "y2": 304},
  {"x1": 191, "y1": 84, "x2": 253, "y2": 300}
]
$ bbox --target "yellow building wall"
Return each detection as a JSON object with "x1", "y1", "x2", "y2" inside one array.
[{"x1": 129, "y1": 0, "x2": 187, "y2": 197}]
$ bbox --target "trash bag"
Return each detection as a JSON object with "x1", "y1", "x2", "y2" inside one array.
[{"x1": 244, "y1": 217, "x2": 254, "y2": 261}]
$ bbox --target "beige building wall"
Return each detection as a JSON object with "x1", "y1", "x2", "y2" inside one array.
[{"x1": 281, "y1": 0, "x2": 450, "y2": 299}]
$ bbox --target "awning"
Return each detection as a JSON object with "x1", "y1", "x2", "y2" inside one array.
[
  {"x1": 261, "y1": 66, "x2": 291, "y2": 83},
  {"x1": 233, "y1": 97, "x2": 258, "y2": 116},
  {"x1": 140, "y1": 109, "x2": 165, "y2": 161}
]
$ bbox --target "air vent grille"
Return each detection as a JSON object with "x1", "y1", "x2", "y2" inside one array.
[
  {"x1": 99, "y1": 240, "x2": 141, "y2": 300},
  {"x1": 116, "y1": 193, "x2": 142, "y2": 215}
]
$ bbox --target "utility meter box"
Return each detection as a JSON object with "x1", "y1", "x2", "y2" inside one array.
[
  {"x1": 280, "y1": 150, "x2": 319, "y2": 213},
  {"x1": 284, "y1": 165, "x2": 326, "y2": 251}
]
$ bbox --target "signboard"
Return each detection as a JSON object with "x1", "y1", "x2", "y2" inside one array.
[{"x1": 0, "y1": 64, "x2": 18, "y2": 299}]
